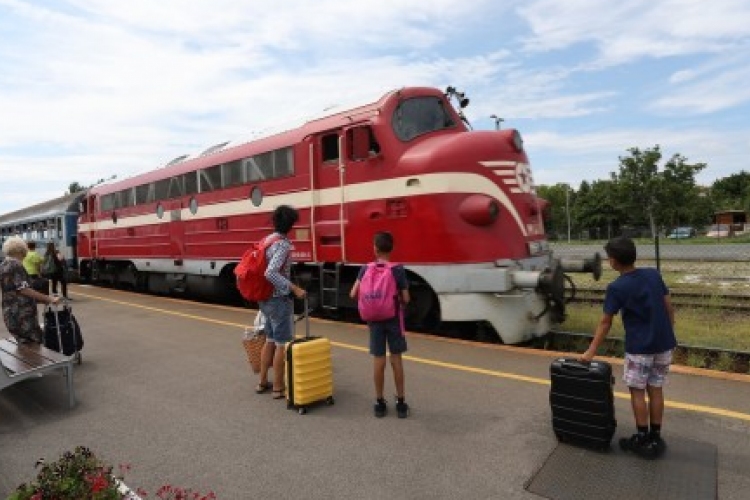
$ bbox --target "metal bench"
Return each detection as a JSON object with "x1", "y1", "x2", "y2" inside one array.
[{"x1": 0, "y1": 337, "x2": 76, "y2": 408}]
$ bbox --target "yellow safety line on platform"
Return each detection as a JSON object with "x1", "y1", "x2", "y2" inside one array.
[{"x1": 76, "y1": 290, "x2": 750, "y2": 423}]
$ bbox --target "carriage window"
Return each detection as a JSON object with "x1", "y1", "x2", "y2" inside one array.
[
  {"x1": 392, "y1": 97, "x2": 455, "y2": 141},
  {"x1": 246, "y1": 152, "x2": 273, "y2": 181},
  {"x1": 321, "y1": 133, "x2": 339, "y2": 163}
]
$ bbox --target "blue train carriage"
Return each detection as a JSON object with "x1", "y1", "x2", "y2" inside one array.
[{"x1": 0, "y1": 192, "x2": 85, "y2": 277}]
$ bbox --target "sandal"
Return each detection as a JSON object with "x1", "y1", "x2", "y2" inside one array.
[
  {"x1": 272, "y1": 389, "x2": 286, "y2": 399},
  {"x1": 255, "y1": 382, "x2": 272, "y2": 394}
]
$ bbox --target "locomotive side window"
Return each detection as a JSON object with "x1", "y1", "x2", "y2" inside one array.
[
  {"x1": 393, "y1": 97, "x2": 455, "y2": 141},
  {"x1": 274, "y1": 147, "x2": 294, "y2": 177},
  {"x1": 183, "y1": 172, "x2": 198, "y2": 196},
  {"x1": 101, "y1": 194, "x2": 115, "y2": 212},
  {"x1": 321, "y1": 133, "x2": 340, "y2": 163},
  {"x1": 154, "y1": 179, "x2": 170, "y2": 201},
  {"x1": 247, "y1": 151, "x2": 274, "y2": 181},
  {"x1": 135, "y1": 184, "x2": 154, "y2": 204},
  {"x1": 168, "y1": 177, "x2": 184, "y2": 198},
  {"x1": 200, "y1": 165, "x2": 222, "y2": 193},
  {"x1": 223, "y1": 160, "x2": 244, "y2": 187}
]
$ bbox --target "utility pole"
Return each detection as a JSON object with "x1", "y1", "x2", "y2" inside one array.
[{"x1": 566, "y1": 184, "x2": 571, "y2": 243}]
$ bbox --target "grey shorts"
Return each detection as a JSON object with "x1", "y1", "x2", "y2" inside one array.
[
  {"x1": 623, "y1": 350, "x2": 673, "y2": 389},
  {"x1": 259, "y1": 296, "x2": 294, "y2": 345}
]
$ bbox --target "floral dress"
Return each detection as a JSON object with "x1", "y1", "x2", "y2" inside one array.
[{"x1": 1, "y1": 257, "x2": 43, "y2": 343}]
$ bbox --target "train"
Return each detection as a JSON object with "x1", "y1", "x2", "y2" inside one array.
[
  {"x1": 0, "y1": 192, "x2": 84, "y2": 268},
  {"x1": 2, "y1": 86, "x2": 601, "y2": 344}
]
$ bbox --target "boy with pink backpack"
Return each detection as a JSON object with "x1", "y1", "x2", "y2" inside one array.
[{"x1": 350, "y1": 232, "x2": 411, "y2": 418}]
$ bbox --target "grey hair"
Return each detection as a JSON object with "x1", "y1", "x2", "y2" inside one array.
[{"x1": 2, "y1": 236, "x2": 28, "y2": 258}]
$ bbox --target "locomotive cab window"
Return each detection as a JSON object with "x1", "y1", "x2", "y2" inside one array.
[
  {"x1": 321, "y1": 133, "x2": 340, "y2": 163},
  {"x1": 393, "y1": 97, "x2": 455, "y2": 141},
  {"x1": 347, "y1": 126, "x2": 379, "y2": 161}
]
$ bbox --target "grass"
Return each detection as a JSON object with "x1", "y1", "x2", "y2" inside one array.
[{"x1": 562, "y1": 302, "x2": 750, "y2": 352}]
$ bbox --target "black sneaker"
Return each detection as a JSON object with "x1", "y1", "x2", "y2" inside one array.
[
  {"x1": 374, "y1": 399, "x2": 387, "y2": 418},
  {"x1": 619, "y1": 433, "x2": 658, "y2": 459},
  {"x1": 650, "y1": 435, "x2": 667, "y2": 457},
  {"x1": 395, "y1": 400, "x2": 410, "y2": 419}
]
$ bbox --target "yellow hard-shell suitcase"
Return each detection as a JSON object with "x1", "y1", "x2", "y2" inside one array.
[{"x1": 286, "y1": 300, "x2": 334, "y2": 414}]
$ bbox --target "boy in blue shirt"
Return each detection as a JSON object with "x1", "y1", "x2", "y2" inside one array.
[
  {"x1": 582, "y1": 236, "x2": 676, "y2": 458},
  {"x1": 350, "y1": 232, "x2": 411, "y2": 418}
]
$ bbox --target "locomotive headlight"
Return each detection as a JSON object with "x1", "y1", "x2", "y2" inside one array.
[{"x1": 458, "y1": 195, "x2": 500, "y2": 226}]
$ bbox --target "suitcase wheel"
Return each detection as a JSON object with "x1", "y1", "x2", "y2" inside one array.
[
  {"x1": 326, "y1": 396, "x2": 335, "y2": 405},
  {"x1": 298, "y1": 407, "x2": 307, "y2": 415}
]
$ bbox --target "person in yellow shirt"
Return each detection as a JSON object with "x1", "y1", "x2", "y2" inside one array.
[{"x1": 23, "y1": 241, "x2": 43, "y2": 278}]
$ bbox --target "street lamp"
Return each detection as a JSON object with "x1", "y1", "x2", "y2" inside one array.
[{"x1": 490, "y1": 114, "x2": 504, "y2": 130}]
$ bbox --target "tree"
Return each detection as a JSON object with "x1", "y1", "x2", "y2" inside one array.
[
  {"x1": 536, "y1": 184, "x2": 570, "y2": 238},
  {"x1": 66, "y1": 182, "x2": 85, "y2": 195},
  {"x1": 711, "y1": 171, "x2": 750, "y2": 212},
  {"x1": 611, "y1": 145, "x2": 705, "y2": 236},
  {"x1": 574, "y1": 180, "x2": 622, "y2": 239}
]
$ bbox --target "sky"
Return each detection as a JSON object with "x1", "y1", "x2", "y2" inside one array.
[{"x1": 1, "y1": 0, "x2": 749, "y2": 216}]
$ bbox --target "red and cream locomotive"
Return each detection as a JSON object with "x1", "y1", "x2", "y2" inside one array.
[{"x1": 77, "y1": 86, "x2": 599, "y2": 344}]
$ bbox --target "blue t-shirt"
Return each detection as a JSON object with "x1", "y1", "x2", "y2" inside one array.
[{"x1": 603, "y1": 268, "x2": 676, "y2": 354}]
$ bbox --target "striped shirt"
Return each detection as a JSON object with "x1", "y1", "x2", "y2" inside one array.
[{"x1": 263, "y1": 233, "x2": 293, "y2": 297}]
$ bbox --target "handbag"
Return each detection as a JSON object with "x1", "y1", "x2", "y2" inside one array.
[{"x1": 242, "y1": 312, "x2": 266, "y2": 374}]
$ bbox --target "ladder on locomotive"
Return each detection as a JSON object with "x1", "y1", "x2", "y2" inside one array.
[{"x1": 319, "y1": 262, "x2": 342, "y2": 311}]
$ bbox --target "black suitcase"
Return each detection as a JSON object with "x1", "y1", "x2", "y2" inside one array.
[
  {"x1": 550, "y1": 358, "x2": 616, "y2": 450},
  {"x1": 43, "y1": 302, "x2": 83, "y2": 364}
]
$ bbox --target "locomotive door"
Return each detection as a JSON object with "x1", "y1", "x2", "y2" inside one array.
[{"x1": 307, "y1": 130, "x2": 348, "y2": 263}]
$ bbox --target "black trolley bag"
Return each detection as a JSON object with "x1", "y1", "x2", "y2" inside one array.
[
  {"x1": 44, "y1": 300, "x2": 83, "y2": 364},
  {"x1": 285, "y1": 297, "x2": 335, "y2": 415},
  {"x1": 550, "y1": 357, "x2": 616, "y2": 450}
]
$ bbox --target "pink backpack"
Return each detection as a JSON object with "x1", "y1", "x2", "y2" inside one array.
[{"x1": 358, "y1": 262, "x2": 400, "y2": 322}]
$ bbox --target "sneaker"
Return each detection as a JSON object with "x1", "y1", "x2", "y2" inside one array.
[
  {"x1": 374, "y1": 399, "x2": 387, "y2": 418},
  {"x1": 619, "y1": 433, "x2": 658, "y2": 459},
  {"x1": 395, "y1": 400, "x2": 410, "y2": 419},
  {"x1": 650, "y1": 435, "x2": 667, "y2": 457}
]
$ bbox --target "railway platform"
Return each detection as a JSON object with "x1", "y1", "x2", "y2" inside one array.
[{"x1": 1, "y1": 285, "x2": 749, "y2": 499}]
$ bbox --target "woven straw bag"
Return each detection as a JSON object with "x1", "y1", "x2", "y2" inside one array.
[{"x1": 242, "y1": 313, "x2": 266, "y2": 374}]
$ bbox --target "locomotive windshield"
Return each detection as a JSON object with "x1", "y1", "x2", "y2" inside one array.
[{"x1": 392, "y1": 97, "x2": 455, "y2": 141}]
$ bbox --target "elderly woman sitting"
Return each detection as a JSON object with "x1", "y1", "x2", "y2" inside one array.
[{"x1": 1, "y1": 236, "x2": 60, "y2": 344}]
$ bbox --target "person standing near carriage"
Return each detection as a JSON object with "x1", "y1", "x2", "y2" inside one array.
[
  {"x1": 2, "y1": 237, "x2": 61, "y2": 344},
  {"x1": 44, "y1": 242, "x2": 68, "y2": 299}
]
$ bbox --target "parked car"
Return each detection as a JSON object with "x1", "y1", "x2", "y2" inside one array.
[
  {"x1": 667, "y1": 227, "x2": 697, "y2": 239},
  {"x1": 706, "y1": 224, "x2": 733, "y2": 238}
]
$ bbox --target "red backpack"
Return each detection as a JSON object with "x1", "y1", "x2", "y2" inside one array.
[
  {"x1": 357, "y1": 262, "x2": 400, "y2": 322},
  {"x1": 234, "y1": 235, "x2": 282, "y2": 302}
]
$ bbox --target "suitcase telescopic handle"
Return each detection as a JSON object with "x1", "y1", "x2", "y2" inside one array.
[{"x1": 293, "y1": 296, "x2": 311, "y2": 338}]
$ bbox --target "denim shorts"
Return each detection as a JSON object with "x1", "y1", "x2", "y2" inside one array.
[
  {"x1": 369, "y1": 318, "x2": 407, "y2": 357},
  {"x1": 259, "y1": 296, "x2": 294, "y2": 345},
  {"x1": 623, "y1": 350, "x2": 673, "y2": 389}
]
